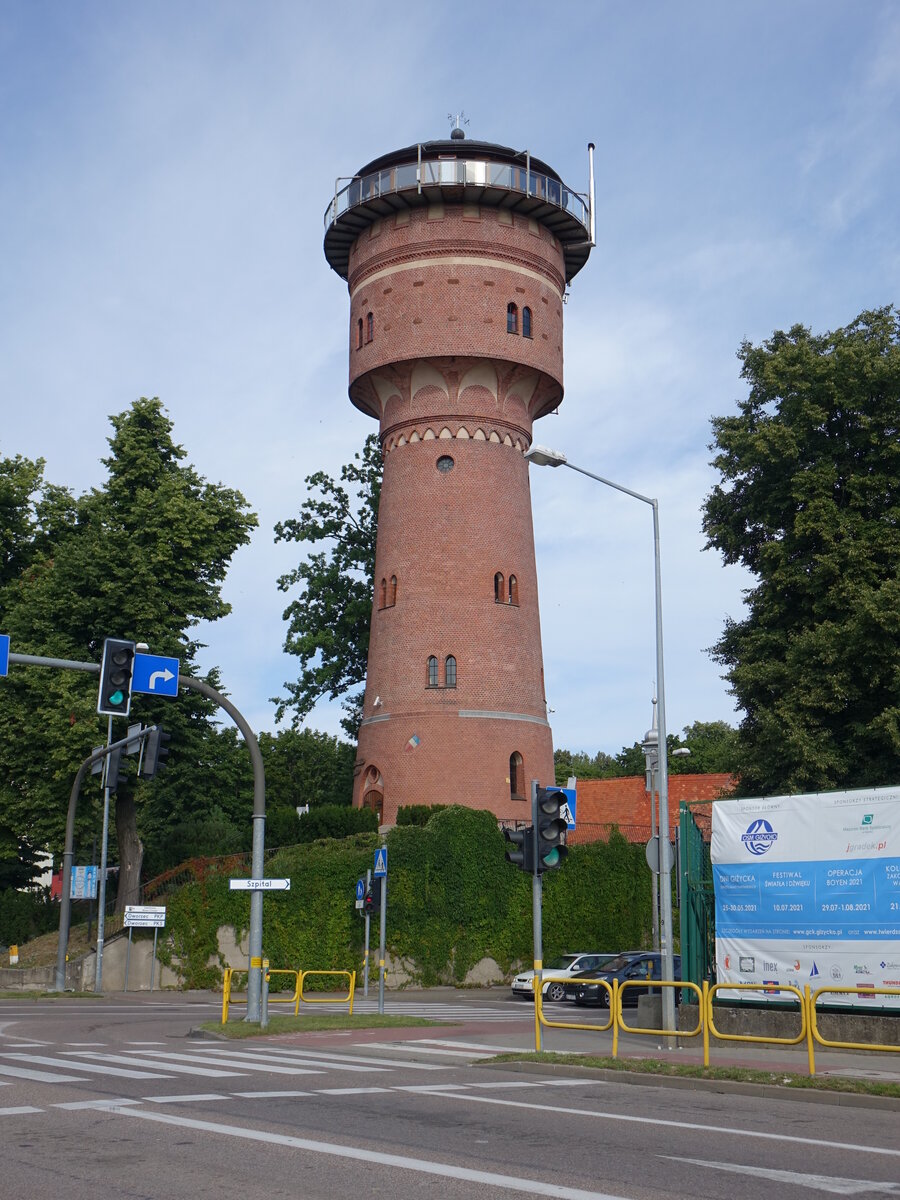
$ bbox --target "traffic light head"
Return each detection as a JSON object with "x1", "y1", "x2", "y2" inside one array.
[
  {"x1": 141, "y1": 725, "x2": 171, "y2": 780},
  {"x1": 503, "y1": 824, "x2": 534, "y2": 873},
  {"x1": 97, "y1": 638, "x2": 136, "y2": 717},
  {"x1": 104, "y1": 746, "x2": 128, "y2": 793},
  {"x1": 535, "y1": 787, "x2": 569, "y2": 873},
  {"x1": 363, "y1": 877, "x2": 382, "y2": 914}
]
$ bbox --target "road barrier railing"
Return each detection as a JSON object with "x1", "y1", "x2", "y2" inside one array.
[
  {"x1": 298, "y1": 969, "x2": 356, "y2": 1014},
  {"x1": 706, "y1": 981, "x2": 810, "y2": 1070},
  {"x1": 533, "y1": 975, "x2": 615, "y2": 1044},
  {"x1": 805, "y1": 983, "x2": 900, "y2": 1075},
  {"x1": 222, "y1": 965, "x2": 302, "y2": 1023},
  {"x1": 616, "y1": 980, "x2": 704, "y2": 1060}
]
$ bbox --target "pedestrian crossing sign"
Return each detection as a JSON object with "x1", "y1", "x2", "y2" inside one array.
[{"x1": 374, "y1": 848, "x2": 387, "y2": 878}]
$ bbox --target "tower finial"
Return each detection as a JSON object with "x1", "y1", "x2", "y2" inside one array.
[{"x1": 448, "y1": 111, "x2": 469, "y2": 140}]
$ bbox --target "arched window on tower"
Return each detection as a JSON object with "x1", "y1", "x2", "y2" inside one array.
[
  {"x1": 522, "y1": 306, "x2": 532, "y2": 338},
  {"x1": 357, "y1": 318, "x2": 363, "y2": 349},
  {"x1": 509, "y1": 575, "x2": 519, "y2": 605},
  {"x1": 510, "y1": 751, "x2": 524, "y2": 800},
  {"x1": 445, "y1": 655, "x2": 457, "y2": 688},
  {"x1": 494, "y1": 571, "x2": 504, "y2": 602},
  {"x1": 506, "y1": 302, "x2": 518, "y2": 334},
  {"x1": 426, "y1": 656, "x2": 439, "y2": 688},
  {"x1": 389, "y1": 575, "x2": 397, "y2": 606},
  {"x1": 366, "y1": 312, "x2": 374, "y2": 343}
]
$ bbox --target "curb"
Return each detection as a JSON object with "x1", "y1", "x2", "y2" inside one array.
[{"x1": 479, "y1": 1058, "x2": 900, "y2": 1111}]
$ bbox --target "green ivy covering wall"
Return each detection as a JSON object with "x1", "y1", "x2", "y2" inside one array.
[{"x1": 158, "y1": 807, "x2": 652, "y2": 988}]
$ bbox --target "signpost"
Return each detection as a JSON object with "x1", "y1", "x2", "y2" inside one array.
[
  {"x1": 375, "y1": 846, "x2": 387, "y2": 1013},
  {"x1": 229, "y1": 878, "x2": 291, "y2": 891},
  {"x1": 355, "y1": 878, "x2": 365, "y2": 909},
  {"x1": 131, "y1": 653, "x2": 180, "y2": 698},
  {"x1": 70, "y1": 865, "x2": 98, "y2": 900},
  {"x1": 0, "y1": 633, "x2": 9, "y2": 677},
  {"x1": 123, "y1": 905, "x2": 166, "y2": 994}
]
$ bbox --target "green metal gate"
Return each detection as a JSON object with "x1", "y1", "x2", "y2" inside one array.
[{"x1": 678, "y1": 802, "x2": 716, "y2": 986}]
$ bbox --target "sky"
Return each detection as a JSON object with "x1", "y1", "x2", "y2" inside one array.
[{"x1": 1, "y1": 2, "x2": 898, "y2": 757}]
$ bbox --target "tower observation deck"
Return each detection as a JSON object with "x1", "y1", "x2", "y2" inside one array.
[{"x1": 324, "y1": 132, "x2": 593, "y2": 825}]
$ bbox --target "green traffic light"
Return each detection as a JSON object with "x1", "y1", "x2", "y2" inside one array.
[{"x1": 109, "y1": 690, "x2": 124, "y2": 706}]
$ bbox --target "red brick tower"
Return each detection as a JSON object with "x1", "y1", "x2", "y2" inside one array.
[{"x1": 323, "y1": 131, "x2": 593, "y2": 826}]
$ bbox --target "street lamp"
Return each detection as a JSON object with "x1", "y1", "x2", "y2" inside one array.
[{"x1": 525, "y1": 442, "x2": 678, "y2": 1035}]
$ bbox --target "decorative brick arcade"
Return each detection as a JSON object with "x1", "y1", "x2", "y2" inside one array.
[{"x1": 323, "y1": 131, "x2": 593, "y2": 825}]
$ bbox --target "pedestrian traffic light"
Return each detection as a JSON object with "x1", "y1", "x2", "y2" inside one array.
[
  {"x1": 104, "y1": 746, "x2": 128, "y2": 793},
  {"x1": 141, "y1": 725, "x2": 171, "y2": 779},
  {"x1": 535, "y1": 786, "x2": 569, "y2": 872},
  {"x1": 97, "y1": 638, "x2": 136, "y2": 717},
  {"x1": 504, "y1": 824, "x2": 534, "y2": 873},
  {"x1": 363, "y1": 877, "x2": 382, "y2": 914}
]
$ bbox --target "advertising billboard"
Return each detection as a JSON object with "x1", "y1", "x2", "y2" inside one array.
[{"x1": 711, "y1": 785, "x2": 900, "y2": 1008}]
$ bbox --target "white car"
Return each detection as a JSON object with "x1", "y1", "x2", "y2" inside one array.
[{"x1": 511, "y1": 952, "x2": 619, "y2": 1002}]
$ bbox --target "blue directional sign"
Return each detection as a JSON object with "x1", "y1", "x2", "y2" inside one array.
[
  {"x1": 0, "y1": 634, "x2": 8, "y2": 678},
  {"x1": 374, "y1": 848, "x2": 388, "y2": 878},
  {"x1": 132, "y1": 653, "x2": 180, "y2": 698},
  {"x1": 356, "y1": 878, "x2": 365, "y2": 902}
]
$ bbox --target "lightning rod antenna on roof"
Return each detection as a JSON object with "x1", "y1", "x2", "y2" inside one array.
[{"x1": 448, "y1": 110, "x2": 469, "y2": 140}]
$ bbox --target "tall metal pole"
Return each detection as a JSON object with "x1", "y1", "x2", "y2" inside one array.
[
  {"x1": 531, "y1": 778, "x2": 544, "y2": 1052},
  {"x1": 94, "y1": 716, "x2": 114, "y2": 992},
  {"x1": 363, "y1": 867, "x2": 371, "y2": 998},
  {"x1": 523, "y1": 447, "x2": 677, "y2": 1035},
  {"x1": 377, "y1": 845, "x2": 387, "y2": 1015}
]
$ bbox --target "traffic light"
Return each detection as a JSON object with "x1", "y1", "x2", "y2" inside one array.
[
  {"x1": 535, "y1": 787, "x2": 569, "y2": 872},
  {"x1": 97, "y1": 638, "x2": 136, "y2": 717},
  {"x1": 104, "y1": 746, "x2": 128, "y2": 793},
  {"x1": 504, "y1": 824, "x2": 534, "y2": 873},
  {"x1": 363, "y1": 877, "x2": 382, "y2": 914},
  {"x1": 141, "y1": 725, "x2": 171, "y2": 779}
]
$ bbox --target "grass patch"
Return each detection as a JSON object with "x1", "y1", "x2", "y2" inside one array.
[
  {"x1": 198, "y1": 1013, "x2": 448, "y2": 1038},
  {"x1": 488, "y1": 1052, "x2": 900, "y2": 1099}
]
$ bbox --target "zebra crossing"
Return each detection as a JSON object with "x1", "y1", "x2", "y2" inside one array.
[{"x1": 0, "y1": 1035, "x2": 520, "y2": 1097}]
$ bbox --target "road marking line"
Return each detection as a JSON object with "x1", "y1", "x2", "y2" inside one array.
[
  {"x1": 190, "y1": 1049, "x2": 391, "y2": 1073},
  {"x1": 241, "y1": 1047, "x2": 447, "y2": 1071},
  {"x1": 664, "y1": 1156, "x2": 900, "y2": 1196},
  {"x1": 0, "y1": 1063, "x2": 86, "y2": 1083},
  {"x1": 427, "y1": 1092, "x2": 900, "y2": 1159},
  {"x1": 315, "y1": 1087, "x2": 393, "y2": 1095},
  {"x1": 146, "y1": 1094, "x2": 228, "y2": 1104},
  {"x1": 63, "y1": 1051, "x2": 245, "y2": 1078},
  {"x1": 54, "y1": 1098, "x2": 142, "y2": 1111},
  {"x1": 2, "y1": 1054, "x2": 171, "y2": 1080},
  {"x1": 113, "y1": 1107, "x2": 632, "y2": 1199},
  {"x1": 356, "y1": 1043, "x2": 481, "y2": 1059},
  {"x1": 229, "y1": 1090, "x2": 314, "y2": 1099},
  {"x1": 414, "y1": 1039, "x2": 527, "y2": 1052},
  {"x1": 0, "y1": 1106, "x2": 44, "y2": 1115},
  {"x1": 123, "y1": 1050, "x2": 323, "y2": 1075}
]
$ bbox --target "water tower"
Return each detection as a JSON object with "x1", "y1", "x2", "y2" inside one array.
[{"x1": 323, "y1": 127, "x2": 594, "y2": 825}]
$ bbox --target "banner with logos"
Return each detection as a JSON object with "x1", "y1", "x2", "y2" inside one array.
[{"x1": 711, "y1": 785, "x2": 900, "y2": 1008}]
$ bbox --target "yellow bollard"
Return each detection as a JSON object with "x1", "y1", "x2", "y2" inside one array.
[
  {"x1": 702, "y1": 979, "x2": 710, "y2": 1068},
  {"x1": 805, "y1": 985, "x2": 816, "y2": 1076}
]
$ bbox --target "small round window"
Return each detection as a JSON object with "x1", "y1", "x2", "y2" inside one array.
[{"x1": 436, "y1": 455, "x2": 455, "y2": 473}]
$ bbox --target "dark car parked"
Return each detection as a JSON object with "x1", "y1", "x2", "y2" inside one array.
[{"x1": 572, "y1": 951, "x2": 682, "y2": 1007}]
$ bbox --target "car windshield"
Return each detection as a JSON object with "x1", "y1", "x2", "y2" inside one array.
[
  {"x1": 593, "y1": 955, "x2": 633, "y2": 973},
  {"x1": 545, "y1": 955, "x2": 578, "y2": 971}
]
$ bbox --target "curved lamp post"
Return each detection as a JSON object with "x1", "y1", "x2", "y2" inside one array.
[{"x1": 524, "y1": 442, "x2": 677, "y2": 1035}]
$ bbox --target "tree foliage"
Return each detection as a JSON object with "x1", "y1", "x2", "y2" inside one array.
[
  {"x1": 554, "y1": 720, "x2": 739, "y2": 784},
  {"x1": 702, "y1": 306, "x2": 900, "y2": 794},
  {"x1": 274, "y1": 434, "x2": 381, "y2": 737},
  {"x1": 0, "y1": 399, "x2": 257, "y2": 904}
]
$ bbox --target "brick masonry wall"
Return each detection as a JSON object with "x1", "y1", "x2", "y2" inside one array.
[{"x1": 337, "y1": 195, "x2": 570, "y2": 822}]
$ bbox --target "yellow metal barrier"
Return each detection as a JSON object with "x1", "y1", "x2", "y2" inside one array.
[
  {"x1": 805, "y1": 983, "x2": 900, "y2": 1075},
  {"x1": 617, "y1": 979, "x2": 705, "y2": 1058},
  {"x1": 298, "y1": 969, "x2": 356, "y2": 1014},
  {"x1": 706, "y1": 981, "x2": 809, "y2": 1072},
  {"x1": 534, "y1": 975, "x2": 615, "y2": 1048},
  {"x1": 222, "y1": 966, "x2": 301, "y2": 1023}
]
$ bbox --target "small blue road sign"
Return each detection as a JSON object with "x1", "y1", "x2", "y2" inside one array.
[
  {"x1": 132, "y1": 653, "x2": 180, "y2": 698},
  {"x1": 558, "y1": 788, "x2": 577, "y2": 829},
  {"x1": 374, "y1": 847, "x2": 388, "y2": 878},
  {"x1": 356, "y1": 878, "x2": 365, "y2": 902},
  {"x1": 0, "y1": 634, "x2": 9, "y2": 677}
]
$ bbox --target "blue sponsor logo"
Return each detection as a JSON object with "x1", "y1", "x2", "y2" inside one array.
[{"x1": 741, "y1": 819, "x2": 778, "y2": 856}]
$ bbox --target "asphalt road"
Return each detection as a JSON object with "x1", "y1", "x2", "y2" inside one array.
[{"x1": 1, "y1": 995, "x2": 898, "y2": 1200}]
